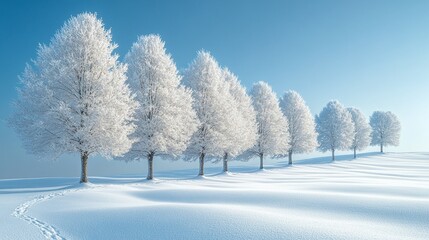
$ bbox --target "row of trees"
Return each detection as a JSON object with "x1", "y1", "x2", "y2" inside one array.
[
  {"x1": 10, "y1": 13, "x2": 401, "y2": 183},
  {"x1": 315, "y1": 101, "x2": 400, "y2": 160}
]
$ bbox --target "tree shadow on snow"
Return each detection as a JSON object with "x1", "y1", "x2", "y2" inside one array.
[
  {"x1": 0, "y1": 177, "x2": 80, "y2": 194},
  {"x1": 275, "y1": 152, "x2": 382, "y2": 167},
  {"x1": 0, "y1": 152, "x2": 387, "y2": 191},
  {"x1": 0, "y1": 175, "x2": 145, "y2": 194}
]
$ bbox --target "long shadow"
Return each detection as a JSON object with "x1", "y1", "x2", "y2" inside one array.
[
  {"x1": 275, "y1": 152, "x2": 382, "y2": 167},
  {"x1": 88, "y1": 176, "x2": 145, "y2": 185},
  {"x1": 0, "y1": 176, "x2": 145, "y2": 194},
  {"x1": 102, "y1": 152, "x2": 385, "y2": 180},
  {"x1": 0, "y1": 178, "x2": 89, "y2": 194},
  {"x1": 155, "y1": 167, "x2": 238, "y2": 180},
  {"x1": 149, "y1": 165, "x2": 267, "y2": 180},
  {"x1": 0, "y1": 152, "x2": 385, "y2": 191},
  {"x1": 0, "y1": 186, "x2": 74, "y2": 195},
  {"x1": 0, "y1": 177, "x2": 77, "y2": 194}
]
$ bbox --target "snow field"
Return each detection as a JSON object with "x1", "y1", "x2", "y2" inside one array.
[{"x1": 1, "y1": 152, "x2": 428, "y2": 239}]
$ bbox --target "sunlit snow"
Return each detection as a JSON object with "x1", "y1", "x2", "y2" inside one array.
[{"x1": 1, "y1": 152, "x2": 428, "y2": 239}]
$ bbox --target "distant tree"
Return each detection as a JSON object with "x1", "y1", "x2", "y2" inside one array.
[
  {"x1": 347, "y1": 107, "x2": 371, "y2": 158},
  {"x1": 183, "y1": 51, "x2": 233, "y2": 176},
  {"x1": 242, "y1": 82, "x2": 289, "y2": 169},
  {"x1": 370, "y1": 111, "x2": 401, "y2": 153},
  {"x1": 218, "y1": 68, "x2": 258, "y2": 172},
  {"x1": 280, "y1": 90, "x2": 318, "y2": 164},
  {"x1": 123, "y1": 35, "x2": 198, "y2": 180},
  {"x1": 10, "y1": 13, "x2": 137, "y2": 183},
  {"x1": 316, "y1": 100, "x2": 354, "y2": 161}
]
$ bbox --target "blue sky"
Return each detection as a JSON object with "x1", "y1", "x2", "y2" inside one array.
[{"x1": 1, "y1": 0, "x2": 428, "y2": 178}]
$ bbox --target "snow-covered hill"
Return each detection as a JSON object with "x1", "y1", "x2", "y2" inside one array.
[{"x1": 1, "y1": 152, "x2": 428, "y2": 239}]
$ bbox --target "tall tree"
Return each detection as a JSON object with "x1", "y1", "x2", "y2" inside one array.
[
  {"x1": 370, "y1": 111, "x2": 401, "y2": 153},
  {"x1": 316, "y1": 100, "x2": 354, "y2": 161},
  {"x1": 10, "y1": 13, "x2": 137, "y2": 183},
  {"x1": 218, "y1": 68, "x2": 258, "y2": 172},
  {"x1": 183, "y1": 51, "x2": 232, "y2": 176},
  {"x1": 347, "y1": 107, "x2": 371, "y2": 158},
  {"x1": 242, "y1": 82, "x2": 289, "y2": 169},
  {"x1": 280, "y1": 90, "x2": 318, "y2": 164},
  {"x1": 123, "y1": 35, "x2": 198, "y2": 180}
]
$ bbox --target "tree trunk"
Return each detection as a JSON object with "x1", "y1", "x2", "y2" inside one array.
[
  {"x1": 288, "y1": 150, "x2": 293, "y2": 165},
  {"x1": 354, "y1": 147, "x2": 357, "y2": 159},
  {"x1": 80, "y1": 152, "x2": 89, "y2": 183},
  {"x1": 331, "y1": 148, "x2": 335, "y2": 161},
  {"x1": 147, "y1": 152, "x2": 154, "y2": 180},
  {"x1": 259, "y1": 153, "x2": 264, "y2": 169},
  {"x1": 199, "y1": 152, "x2": 205, "y2": 176},
  {"x1": 381, "y1": 143, "x2": 383, "y2": 153},
  {"x1": 223, "y1": 152, "x2": 228, "y2": 172}
]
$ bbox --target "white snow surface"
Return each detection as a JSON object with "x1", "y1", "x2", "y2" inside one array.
[{"x1": 1, "y1": 152, "x2": 428, "y2": 239}]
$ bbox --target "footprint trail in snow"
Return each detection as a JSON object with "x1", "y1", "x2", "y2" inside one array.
[{"x1": 12, "y1": 185, "x2": 94, "y2": 240}]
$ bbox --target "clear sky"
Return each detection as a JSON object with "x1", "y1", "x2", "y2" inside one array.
[{"x1": 1, "y1": 0, "x2": 428, "y2": 179}]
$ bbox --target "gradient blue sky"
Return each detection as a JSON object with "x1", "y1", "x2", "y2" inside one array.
[{"x1": 1, "y1": 0, "x2": 428, "y2": 179}]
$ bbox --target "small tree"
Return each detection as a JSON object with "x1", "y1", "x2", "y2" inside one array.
[
  {"x1": 316, "y1": 100, "x2": 354, "y2": 161},
  {"x1": 10, "y1": 13, "x2": 137, "y2": 183},
  {"x1": 218, "y1": 68, "x2": 257, "y2": 172},
  {"x1": 242, "y1": 82, "x2": 289, "y2": 169},
  {"x1": 280, "y1": 90, "x2": 318, "y2": 164},
  {"x1": 370, "y1": 111, "x2": 401, "y2": 153},
  {"x1": 123, "y1": 35, "x2": 198, "y2": 180},
  {"x1": 347, "y1": 107, "x2": 371, "y2": 158},
  {"x1": 183, "y1": 51, "x2": 232, "y2": 176}
]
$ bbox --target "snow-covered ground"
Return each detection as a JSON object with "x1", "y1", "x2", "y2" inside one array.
[{"x1": 1, "y1": 152, "x2": 428, "y2": 240}]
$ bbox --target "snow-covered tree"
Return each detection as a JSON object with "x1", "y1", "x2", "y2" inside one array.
[
  {"x1": 183, "y1": 51, "x2": 233, "y2": 176},
  {"x1": 10, "y1": 13, "x2": 137, "y2": 183},
  {"x1": 218, "y1": 68, "x2": 258, "y2": 172},
  {"x1": 370, "y1": 111, "x2": 401, "y2": 153},
  {"x1": 280, "y1": 90, "x2": 317, "y2": 164},
  {"x1": 316, "y1": 100, "x2": 354, "y2": 161},
  {"x1": 242, "y1": 81, "x2": 289, "y2": 169},
  {"x1": 123, "y1": 35, "x2": 198, "y2": 180},
  {"x1": 347, "y1": 107, "x2": 371, "y2": 158}
]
